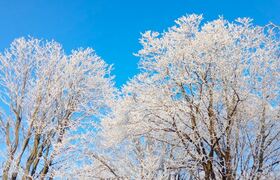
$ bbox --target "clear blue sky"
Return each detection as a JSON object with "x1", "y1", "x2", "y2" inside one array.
[{"x1": 0, "y1": 0, "x2": 279, "y2": 86}]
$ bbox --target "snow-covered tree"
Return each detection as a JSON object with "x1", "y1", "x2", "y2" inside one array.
[
  {"x1": 101, "y1": 14, "x2": 280, "y2": 179},
  {"x1": 0, "y1": 37, "x2": 115, "y2": 179},
  {"x1": 1, "y1": 14, "x2": 279, "y2": 180}
]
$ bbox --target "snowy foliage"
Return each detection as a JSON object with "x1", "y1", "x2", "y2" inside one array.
[
  {"x1": 0, "y1": 37, "x2": 115, "y2": 179},
  {"x1": 0, "y1": 14, "x2": 279, "y2": 180},
  {"x1": 100, "y1": 14, "x2": 280, "y2": 179}
]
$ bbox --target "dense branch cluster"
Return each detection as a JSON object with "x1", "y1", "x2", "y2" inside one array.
[
  {"x1": 0, "y1": 38, "x2": 114, "y2": 179},
  {"x1": 0, "y1": 14, "x2": 279, "y2": 179}
]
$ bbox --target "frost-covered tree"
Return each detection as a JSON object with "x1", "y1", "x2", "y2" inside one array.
[
  {"x1": 0, "y1": 38, "x2": 115, "y2": 179},
  {"x1": 101, "y1": 14, "x2": 280, "y2": 179},
  {"x1": 2, "y1": 15, "x2": 278, "y2": 180}
]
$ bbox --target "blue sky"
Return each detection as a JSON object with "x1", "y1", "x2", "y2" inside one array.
[{"x1": 0, "y1": 0, "x2": 279, "y2": 86}]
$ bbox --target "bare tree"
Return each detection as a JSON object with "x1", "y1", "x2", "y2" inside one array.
[
  {"x1": 100, "y1": 15, "x2": 280, "y2": 179},
  {"x1": 1, "y1": 14, "x2": 278, "y2": 180},
  {"x1": 0, "y1": 37, "x2": 115, "y2": 179}
]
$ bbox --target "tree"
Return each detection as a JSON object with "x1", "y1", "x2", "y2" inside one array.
[
  {"x1": 100, "y1": 14, "x2": 280, "y2": 179},
  {"x1": 0, "y1": 37, "x2": 115, "y2": 179}
]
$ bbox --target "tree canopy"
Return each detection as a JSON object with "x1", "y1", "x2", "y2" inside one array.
[{"x1": 0, "y1": 14, "x2": 279, "y2": 179}]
